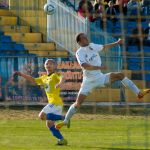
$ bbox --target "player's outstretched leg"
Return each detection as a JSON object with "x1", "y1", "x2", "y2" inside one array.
[
  {"x1": 55, "y1": 94, "x2": 87, "y2": 130},
  {"x1": 55, "y1": 104, "x2": 76, "y2": 129},
  {"x1": 109, "y1": 73, "x2": 150, "y2": 100},
  {"x1": 121, "y1": 77, "x2": 150, "y2": 99}
]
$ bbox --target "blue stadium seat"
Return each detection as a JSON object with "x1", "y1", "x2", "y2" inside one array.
[
  {"x1": 114, "y1": 28, "x2": 122, "y2": 35},
  {"x1": 141, "y1": 21, "x2": 148, "y2": 28},
  {"x1": 128, "y1": 57, "x2": 150, "y2": 63},
  {"x1": 127, "y1": 46, "x2": 139, "y2": 52},
  {"x1": 125, "y1": 21, "x2": 138, "y2": 35},
  {"x1": 144, "y1": 64, "x2": 150, "y2": 70},
  {"x1": 13, "y1": 44, "x2": 26, "y2": 51},
  {"x1": 113, "y1": 21, "x2": 122, "y2": 34},
  {"x1": 128, "y1": 63, "x2": 141, "y2": 70},
  {"x1": 106, "y1": 20, "x2": 113, "y2": 33},
  {"x1": 0, "y1": 43, "x2": 27, "y2": 54},
  {"x1": 114, "y1": 21, "x2": 121, "y2": 28},
  {"x1": 0, "y1": 35, "x2": 12, "y2": 43},
  {"x1": 0, "y1": 53, "x2": 8, "y2": 56},
  {"x1": 144, "y1": 57, "x2": 150, "y2": 62},
  {"x1": 127, "y1": 58, "x2": 141, "y2": 63},
  {"x1": 145, "y1": 74, "x2": 150, "y2": 81},
  {"x1": 0, "y1": 53, "x2": 36, "y2": 57},
  {"x1": 14, "y1": 54, "x2": 37, "y2": 57},
  {"x1": 127, "y1": 21, "x2": 137, "y2": 28},
  {"x1": 0, "y1": 43, "x2": 14, "y2": 51},
  {"x1": 94, "y1": 20, "x2": 101, "y2": 29},
  {"x1": 143, "y1": 46, "x2": 150, "y2": 52}
]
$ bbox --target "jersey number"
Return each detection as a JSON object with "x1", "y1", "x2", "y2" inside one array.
[{"x1": 45, "y1": 84, "x2": 50, "y2": 92}]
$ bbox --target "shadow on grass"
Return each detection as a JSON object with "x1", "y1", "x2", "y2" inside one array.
[{"x1": 81, "y1": 146, "x2": 150, "y2": 150}]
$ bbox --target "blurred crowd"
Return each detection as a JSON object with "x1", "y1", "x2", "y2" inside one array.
[
  {"x1": 76, "y1": 0, "x2": 150, "y2": 46},
  {"x1": 0, "y1": 0, "x2": 8, "y2": 8},
  {"x1": 77, "y1": 0, "x2": 150, "y2": 22}
]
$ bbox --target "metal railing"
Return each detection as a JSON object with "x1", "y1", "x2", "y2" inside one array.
[{"x1": 47, "y1": 0, "x2": 88, "y2": 55}]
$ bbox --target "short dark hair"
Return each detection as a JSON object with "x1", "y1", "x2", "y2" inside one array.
[
  {"x1": 44, "y1": 59, "x2": 56, "y2": 65},
  {"x1": 75, "y1": 33, "x2": 85, "y2": 43}
]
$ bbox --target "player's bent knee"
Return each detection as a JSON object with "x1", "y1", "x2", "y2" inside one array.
[
  {"x1": 118, "y1": 72, "x2": 125, "y2": 80},
  {"x1": 38, "y1": 114, "x2": 44, "y2": 120},
  {"x1": 74, "y1": 102, "x2": 81, "y2": 108},
  {"x1": 38, "y1": 112, "x2": 46, "y2": 120},
  {"x1": 110, "y1": 72, "x2": 125, "y2": 83},
  {"x1": 46, "y1": 120, "x2": 54, "y2": 128}
]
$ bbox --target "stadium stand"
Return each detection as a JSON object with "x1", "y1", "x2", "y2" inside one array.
[
  {"x1": 0, "y1": 8, "x2": 68, "y2": 57},
  {"x1": 0, "y1": 0, "x2": 150, "y2": 103}
]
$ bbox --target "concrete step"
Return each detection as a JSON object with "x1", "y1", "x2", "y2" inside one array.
[
  {"x1": 0, "y1": 9, "x2": 13, "y2": 16},
  {"x1": 0, "y1": 25, "x2": 30, "y2": 33},
  {"x1": 28, "y1": 50, "x2": 68, "y2": 57},
  {"x1": 4, "y1": 33, "x2": 42, "y2": 43},
  {"x1": 0, "y1": 16, "x2": 17, "y2": 25},
  {"x1": 23, "y1": 43, "x2": 56, "y2": 51},
  {"x1": 11, "y1": 10, "x2": 46, "y2": 17}
]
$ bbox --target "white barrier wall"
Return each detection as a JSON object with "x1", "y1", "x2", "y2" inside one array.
[{"x1": 47, "y1": 0, "x2": 88, "y2": 55}]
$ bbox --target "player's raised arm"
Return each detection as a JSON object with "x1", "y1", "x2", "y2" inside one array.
[
  {"x1": 13, "y1": 71, "x2": 36, "y2": 84},
  {"x1": 55, "y1": 73, "x2": 66, "y2": 89},
  {"x1": 103, "y1": 38, "x2": 123, "y2": 50}
]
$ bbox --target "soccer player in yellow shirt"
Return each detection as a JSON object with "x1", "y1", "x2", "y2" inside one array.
[{"x1": 14, "y1": 59, "x2": 68, "y2": 145}]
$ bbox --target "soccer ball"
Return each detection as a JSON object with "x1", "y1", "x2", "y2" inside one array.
[{"x1": 44, "y1": 3, "x2": 56, "y2": 15}]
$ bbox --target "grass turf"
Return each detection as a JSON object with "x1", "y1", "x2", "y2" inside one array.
[{"x1": 0, "y1": 110, "x2": 150, "y2": 150}]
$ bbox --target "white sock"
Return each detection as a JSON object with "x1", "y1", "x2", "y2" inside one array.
[
  {"x1": 64, "y1": 104, "x2": 77, "y2": 124},
  {"x1": 121, "y1": 77, "x2": 140, "y2": 95}
]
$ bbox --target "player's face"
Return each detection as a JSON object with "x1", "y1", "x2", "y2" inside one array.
[
  {"x1": 79, "y1": 34, "x2": 89, "y2": 47},
  {"x1": 44, "y1": 60, "x2": 56, "y2": 73}
]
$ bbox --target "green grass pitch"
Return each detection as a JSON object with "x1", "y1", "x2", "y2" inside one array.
[{"x1": 0, "y1": 109, "x2": 150, "y2": 150}]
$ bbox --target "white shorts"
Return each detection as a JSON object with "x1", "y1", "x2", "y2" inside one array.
[
  {"x1": 79, "y1": 73, "x2": 111, "y2": 95},
  {"x1": 41, "y1": 104, "x2": 63, "y2": 115}
]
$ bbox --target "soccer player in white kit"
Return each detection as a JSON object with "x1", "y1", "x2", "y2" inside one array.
[{"x1": 56, "y1": 33, "x2": 150, "y2": 129}]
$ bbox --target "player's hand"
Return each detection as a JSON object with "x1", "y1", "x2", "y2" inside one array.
[
  {"x1": 55, "y1": 83, "x2": 63, "y2": 89},
  {"x1": 13, "y1": 71, "x2": 22, "y2": 77},
  {"x1": 117, "y1": 38, "x2": 123, "y2": 45}
]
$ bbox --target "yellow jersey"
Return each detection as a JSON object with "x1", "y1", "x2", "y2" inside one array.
[{"x1": 35, "y1": 72, "x2": 63, "y2": 106}]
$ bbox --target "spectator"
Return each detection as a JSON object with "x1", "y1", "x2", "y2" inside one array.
[
  {"x1": 106, "y1": 1, "x2": 118, "y2": 25},
  {"x1": 128, "y1": 23, "x2": 145, "y2": 49},
  {"x1": 60, "y1": 0, "x2": 76, "y2": 11},
  {"x1": 144, "y1": 22, "x2": 150, "y2": 46},
  {"x1": 93, "y1": 0, "x2": 105, "y2": 19},
  {"x1": 127, "y1": 0, "x2": 141, "y2": 20},
  {"x1": 93, "y1": 0, "x2": 106, "y2": 29},
  {"x1": 94, "y1": 0, "x2": 108, "y2": 7},
  {"x1": 77, "y1": 0, "x2": 94, "y2": 21},
  {"x1": 0, "y1": 0, "x2": 8, "y2": 8},
  {"x1": 141, "y1": 0, "x2": 150, "y2": 15},
  {"x1": 116, "y1": 0, "x2": 129, "y2": 14},
  {"x1": 105, "y1": 0, "x2": 116, "y2": 4}
]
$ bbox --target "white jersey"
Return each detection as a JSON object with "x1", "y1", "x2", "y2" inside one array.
[{"x1": 76, "y1": 43, "x2": 104, "y2": 81}]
